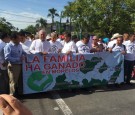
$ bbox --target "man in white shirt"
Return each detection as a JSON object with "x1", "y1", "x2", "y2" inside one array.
[
  {"x1": 49, "y1": 32, "x2": 63, "y2": 53},
  {"x1": 76, "y1": 34, "x2": 91, "y2": 54},
  {"x1": 61, "y1": 32, "x2": 77, "y2": 54},
  {"x1": 0, "y1": 33, "x2": 10, "y2": 94},
  {"x1": 19, "y1": 31, "x2": 32, "y2": 54},
  {"x1": 107, "y1": 33, "x2": 123, "y2": 49},
  {"x1": 30, "y1": 29, "x2": 51, "y2": 54},
  {"x1": 123, "y1": 34, "x2": 135, "y2": 85}
]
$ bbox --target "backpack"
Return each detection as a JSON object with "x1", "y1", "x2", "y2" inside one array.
[{"x1": 112, "y1": 44, "x2": 126, "y2": 51}]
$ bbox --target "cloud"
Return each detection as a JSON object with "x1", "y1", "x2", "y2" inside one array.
[
  {"x1": 0, "y1": 10, "x2": 66, "y2": 29},
  {"x1": 0, "y1": 10, "x2": 50, "y2": 29}
]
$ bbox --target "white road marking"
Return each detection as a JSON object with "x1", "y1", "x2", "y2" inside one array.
[
  {"x1": 131, "y1": 80, "x2": 135, "y2": 83},
  {"x1": 51, "y1": 92, "x2": 73, "y2": 115},
  {"x1": 54, "y1": 107, "x2": 60, "y2": 111}
]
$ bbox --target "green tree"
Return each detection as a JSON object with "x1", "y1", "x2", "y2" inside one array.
[
  {"x1": 24, "y1": 25, "x2": 36, "y2": 34},
  {"x1": 63, "y1": 0, "x2": 135, "y2": 37},
  {"x1": 0, "y1": 17, "x2": 16, "y2": 34},
  {"x1": 36, "y1": 18, "x2": 47, "y2": 29}
]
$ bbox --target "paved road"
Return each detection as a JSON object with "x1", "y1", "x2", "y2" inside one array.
[{"x1": 20, "y1": 83, "x2": 135, "y2": 115}]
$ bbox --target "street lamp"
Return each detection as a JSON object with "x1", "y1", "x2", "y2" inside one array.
[
  {"x1": 66, "y1": 18, "x2": 69, "y2": 31},
  {"x1": 59, "y1": 11, "x2": 63, "y2": 34}
]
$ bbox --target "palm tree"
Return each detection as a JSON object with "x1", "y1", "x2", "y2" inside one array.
[
  {"x1": 36, "y1": 18, "x2": 47, "y2": 29},
  {"x1": 63, "y1": 2, "x2": 74, "y2": 32},
  {"x1": 47, "y1": 8, "x2": 59, "y2": 31}
]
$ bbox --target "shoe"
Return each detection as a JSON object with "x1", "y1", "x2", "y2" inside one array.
[
  {"x1": 115, "y1": 84, "x2": 121, "y2": 88},
  {"x1": 126, "y1": 82, "x2": 133, "y2": 86}
]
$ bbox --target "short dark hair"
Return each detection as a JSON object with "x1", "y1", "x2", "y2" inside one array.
[
  {"x1": 10, "y1": 32, "x2": 19, "y2": 39},
  {"x1": 72, "y1": 35, "x2": 77, "y2": 40},
  {"x1": 82, "y1": 33, "x2": 90, "y2": 39},
  {"x1": 63, "y1": 32, "x2": 71, "y2": 38},
  {"x1": 129, "y1": 33, "x2": 135, "y2": 38},
  {"x1": 0, "y1": 32, "x2": 8, "y2": 40},
  {"x1": 18, "y1": 31, "x2": 26, "y2": 37}
]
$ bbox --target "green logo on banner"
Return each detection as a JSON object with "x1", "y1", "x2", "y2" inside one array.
[
  {"x1": 27, "y1": 71, "x2": 53, "y2": 91},
  {"x1": 80, "y1": 57, "x2": 102, "y2": 74}
]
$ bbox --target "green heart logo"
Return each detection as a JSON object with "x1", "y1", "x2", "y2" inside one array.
[{"x1": 27, "y1": 71, "x2": 53, "y2": 91}]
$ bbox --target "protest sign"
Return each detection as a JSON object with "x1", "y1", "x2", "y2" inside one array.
[{"x1": 23, "y1": 52, "x2": 124, "y2": 94}]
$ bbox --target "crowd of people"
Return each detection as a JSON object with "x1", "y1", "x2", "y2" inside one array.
[{"x1": 0, "y1": 29, "x2": 135, "y2": 96}]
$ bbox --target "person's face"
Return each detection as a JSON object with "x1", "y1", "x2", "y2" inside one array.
[
  {"x1": 4, "y1": 36, "x2": 11, "y2": 43},
  {"x1": 64, "y1": 34, "x2": 70, "y2": 43},
  {"x1": 117, "y1": 37, "x2": 123, "y2": 45},
  {"x1": 39, "y1": 31, "x2": 46, "y2": 41},
  {"x1": 83, "y1": 38, "x2": 89, "y2": 44},
  {"x1": 93, "y1": 36, "x2": 98, "y2": 43},
  {"x1": 51, "y1": 35, "x2": 57, "y2": 42},
  {"x1": 98, "y1": 38, "x2": 102, "y2": 42},
  {"x1": 123, "y1": 34, "x2": 129, "y2": 41},
  {"x1": 130, "y1": 35, "x2": 135, "y2": 42},
  {"x1": 12, "y1": 36, "x2": 21, "y2": 45},
  {"x1": 19, "y1": 36, "x2": 26, "y2": 43}
]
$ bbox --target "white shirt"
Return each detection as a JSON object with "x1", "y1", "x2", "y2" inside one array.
[
  {"x1": 0, "y1": 39, "x2": 6, "y2": 70},
  {"x1": 57, "y1": 38, "x2": 61, "y2": 42},
  {"x1": 27, "y1": 37, "x2": 32, "y2": 41},
  {"x1": 20, "y1": 40, "x2": 32, "y2": 54},
  {"x1": 107, "y1": 39, "x2": 117, "y2": 48},
  {"x1": 123, "y1": 40, "x2": 129, "y2": 45},
  {"x1": 57, "y1": 38, "x2": 65, "y2": 47},
  {"x1": 24, "y1": 39, "x2": 32, "y2": 47},
  {"x1": 112, "y1": 44, "x2": 125, "y2": 52},
  {"x1": 123, "y1": 40, "x2": 135, "y2": 61},
  {"x1": 76, "y1": 40, "x2": 90, "y2": 54},
  {"x1": 49, "y1": 40, "x2": 63, "y2": 53},
  {"x1": 62, "y1": 40, "x2": 77, "y2": 53},
  {"x1": 20, "y1": 42, "x2": 30, "y2": 54},
  {"x1": 30, "y1": 39, "x2": 51, "y2": 54}
]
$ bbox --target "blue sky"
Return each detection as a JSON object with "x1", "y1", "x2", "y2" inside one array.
[{"x1": 0, "y1": 0, "x2": 74, "y2": 29}]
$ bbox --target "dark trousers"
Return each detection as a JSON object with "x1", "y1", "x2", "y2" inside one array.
[
  {"x1": 124, "y1": 60, "x2": 134, "y2": 83},
  {"x1": 0, "y1": 69, "x2": 9, "y2": 94}
]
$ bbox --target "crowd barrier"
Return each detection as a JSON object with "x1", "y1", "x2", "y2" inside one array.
[{"x1": 22, "y1": 52, "x2": 124, "y2": 94}]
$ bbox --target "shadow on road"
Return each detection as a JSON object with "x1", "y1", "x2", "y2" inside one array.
[{"x1": 18, "y1": 82, "x2": 135, "y2": 101}]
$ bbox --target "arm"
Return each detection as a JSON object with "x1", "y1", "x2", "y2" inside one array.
[
  {"x1": 70, "y1": 42, "x2": 77, "y2": 53},
  {"x1": 29, "y1": 41, "x2": 39, "y2": 54},
  {"x1": 66, "y1": 42, "x2": 77, "y2": 55},
  {"x1": 108, "y1": 48, "x2": 113, "y2": 53},
  {"x1": 4, "y1": 46, "x2": 20, "y2": 63},
  {"x1": 58, "y1": 42, "x2": 63, "y2": 53},
  {"x1": 121, "y1": 45, "x2": 127, "y2": 55}
]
